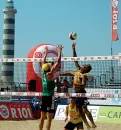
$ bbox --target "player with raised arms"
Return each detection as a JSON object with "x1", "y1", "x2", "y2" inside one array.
[
  {"x1": 72, "y1": 43, "x2": 97, "y2": 128},
  {"x1": 61, "y1": 43, "x2": 97, "y2": 129},
  {"x1": 39, "y1": 45, "x2": 63, "y2": 130}
]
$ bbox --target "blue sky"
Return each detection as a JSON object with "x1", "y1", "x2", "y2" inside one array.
[{"x1": 0, "y1": 0, "x2": 121, "y2": 58}]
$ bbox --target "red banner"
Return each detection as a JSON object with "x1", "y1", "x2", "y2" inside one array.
[
  {"x1": 112, "y1": 0, "x2": 119, "y2": 41},
  {"x1": 0, "y1": 102, "x2": 34, "y2": 120}
]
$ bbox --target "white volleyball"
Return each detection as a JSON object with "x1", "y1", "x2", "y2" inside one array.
[{"x1": 69, "y1": 32, "x2": 77, "y2": 40}]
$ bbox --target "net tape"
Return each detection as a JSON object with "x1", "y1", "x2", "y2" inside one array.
[
  {"x1": 0, "y1": 92, "x2": 120, "y2": 98},
  {"x1": 0, "y1": 55, "x2": 120, "y2": 62}
]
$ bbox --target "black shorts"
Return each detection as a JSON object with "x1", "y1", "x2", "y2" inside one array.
[
  {"x1": 64, "y1": 121, "x2": 83, "y2": 130},
  {"x1": 75, "y1": 89, "x2": 89, "y2": 108},
  {"x1": 40, "y1": 95, "x2": 55, "y2": 113}
]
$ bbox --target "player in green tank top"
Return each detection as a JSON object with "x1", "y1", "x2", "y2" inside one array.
[
  {"x1": 42, "y1": 71, "x2": 55, "y2": 96},
  {"x1": 39, "y1": 45, "x2": 63, "y2": 130}
]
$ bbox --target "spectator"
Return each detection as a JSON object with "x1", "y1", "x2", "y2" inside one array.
[
  {"x1": 31, "y1": 96, "x2": 41, "y2": 118},
  {"x1": 55, "y1": 78, "x2": 62, "y2": 92},
  {"x1": 61, "y1": 78, "x2": 71, "y2": 93},
  {"x1": 59, "y1": 76, "x2": 63, "y2": 83},
  {"x1": 11, "y1": 85, "x2": 17, "y2": 92}
]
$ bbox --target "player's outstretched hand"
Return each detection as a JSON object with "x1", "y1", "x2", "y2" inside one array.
[
  {"x1": 58, "y1": 44, "x2": 64, "y2": 52},
  {"x1": 44, "y1": 46, "x2": 49, "y2": 53},
  {"x1": 72, "y1": 43, "x2": 76, "y2": 49}
]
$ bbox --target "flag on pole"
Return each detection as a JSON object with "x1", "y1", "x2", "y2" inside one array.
[{"x1": 112, "y1": 0, "x2": 119, "y2": 41}]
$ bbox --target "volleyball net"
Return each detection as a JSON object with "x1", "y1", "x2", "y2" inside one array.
[{"x1": 0, "y1": 55, "x2": 121, "y2": 98}]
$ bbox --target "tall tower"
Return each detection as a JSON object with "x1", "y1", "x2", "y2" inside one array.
[{"x1": 1, "y1": 0, "x2": 17, "y2": 84}]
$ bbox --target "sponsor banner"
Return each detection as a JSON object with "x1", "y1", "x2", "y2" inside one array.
[
  {"x1": 68, "y1": 88, "x2": 121, "y2": 106},
  {"x1": 87, "y1": 106, "x2": 100, "y2": 121},
  {"x1": 54, "y1": 105, "x2": 66, "y2": 120},
  {"x1": 68, "y1": 88, "x2": 121, "y2": 94},
  {"x1": 97, "y1": 106, "x2": 121, "y2": 123},
  {"x1": 11, "y1": 96, "x2": 34, "y2": 100},
  {"x1": 89, "y1": 98, "x2": 121, "y2": 106},
  {"x1": 54, "y1": 105, "x2": 121, "y2": 123},
  {"x1": 112, "y1": 0, "x2": 119, "y2": 41},
  {"x1": 54, "y1": 105, "x2": 99, "y2": 121},
  {"x1": 0, "y1": 102, "x2": 33, "y2": 120},
  {"x1": 0, "y1": 96, "x2": 11, "y2": 102},
  {"x1": 89, "y1": 89, "x2": 121, "y2": 106}
]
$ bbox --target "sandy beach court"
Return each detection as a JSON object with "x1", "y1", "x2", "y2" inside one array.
[{"x1": 0, "y1": 120, "x2": 121, "y2": 130}]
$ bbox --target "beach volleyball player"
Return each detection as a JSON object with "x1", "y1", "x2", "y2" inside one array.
[
  {"x1": 61, "y1": 43, "x2": 97, "y2": 128},
  {"x1": 61, "y1": 67, "x2": 92, "y2": 129},
  {"x1": 72, "y1": 43, "x2": 97, "y2": 128},
  {"x1": 61, "y1": 43, "x2": 97, "y2": 129},
  {"x1": 39, "y1": 45, "x2": 63, "y2": 130},
  {"x1": 64, "y1": 97, "x2": 84, "y2": 130}
]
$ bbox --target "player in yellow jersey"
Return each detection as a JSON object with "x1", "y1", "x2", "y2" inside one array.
[
  {"x1": 61, "y1": 43, "x2": 97, "y2": 129},
  {"x1": 64, "y1": 97, "x2": 84, "y2": 130},
  {"x1": 61, "y1": 68, "x2": 92, "y2": 129},
  {"x1": 72, "y1": 43, "x2": 97, "y2": 129}
]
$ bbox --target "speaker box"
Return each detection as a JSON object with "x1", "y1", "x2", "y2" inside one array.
[
  {"x1": 1, "y1": 88, "x2": 4, "y2": 91},
  {"x1": 28, "y1": 80, "x2": 36, "y2": 91}
]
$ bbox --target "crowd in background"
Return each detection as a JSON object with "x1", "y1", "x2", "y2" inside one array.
[
  {"x1": 55, "y1": 76, "x2": 73, "y2": 93},
  {"x1": 0, "y1": 76, "x2": 74, "y2": 93}
]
